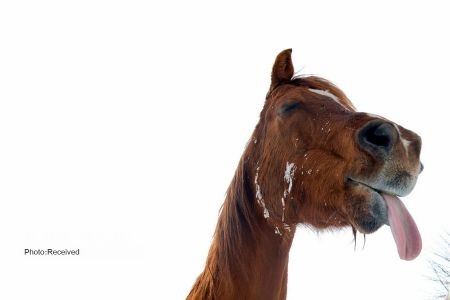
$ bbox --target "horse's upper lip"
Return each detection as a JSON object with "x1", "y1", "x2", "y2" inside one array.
[{"x1": 346, "y1": 177, "x2": 400, "y2": 197}]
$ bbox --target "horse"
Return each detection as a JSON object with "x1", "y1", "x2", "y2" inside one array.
[{"x1": 187, "y1": 49, "x2": 423, "y2": 300}]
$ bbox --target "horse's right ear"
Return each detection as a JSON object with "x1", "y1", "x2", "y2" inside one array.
[{"x1": 270, "y1": 48, "x2": 294, "y2": 93}]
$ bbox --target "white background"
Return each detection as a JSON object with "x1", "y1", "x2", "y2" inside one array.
[{"x1": 0, "y1": 1, "x2": 449, "y2": 299}]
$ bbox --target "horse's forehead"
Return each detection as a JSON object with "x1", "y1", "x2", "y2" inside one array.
[
  {"x1": 307, "y1": 88, "x2": 350, "y2": 111},
  {"x1": 271, "y1": 85, "x2": 355, "y2": 112}
]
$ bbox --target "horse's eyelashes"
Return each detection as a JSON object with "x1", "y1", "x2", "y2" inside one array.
[{"x1": 279, "y1": 102, "x2": 301, "y2": 116}]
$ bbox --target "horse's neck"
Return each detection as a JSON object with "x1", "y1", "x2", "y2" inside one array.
[
  {"x1": 188, "y1": 161, "x2": 296, "y2": 300},
  {"x1": 222, "y1": 224, "x2": 295, "y2": 300}
]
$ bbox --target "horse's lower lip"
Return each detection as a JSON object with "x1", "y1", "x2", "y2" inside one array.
[{"x1": 346, "y1": 177, "x2": 391, "y2": 231}]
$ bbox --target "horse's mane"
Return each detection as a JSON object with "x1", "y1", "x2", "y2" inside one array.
[
  {"x1": 215, "y1": 157, "x2": 260, "y2": 276},
  {"x1": 188, "y1": 157, "x2": 260, "y2": 298}
]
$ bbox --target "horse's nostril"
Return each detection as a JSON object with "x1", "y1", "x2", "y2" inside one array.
[
  {"x1": 365, "y1": 123, "x2": 393, "y2": 147},
  {"x1": 358, "y1": 121, "x2": 397, "y2": 154}
]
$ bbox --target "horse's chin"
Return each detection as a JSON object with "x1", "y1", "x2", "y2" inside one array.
[{"x1": 345, "y1": 179, "x2": 389, "y2": 234}]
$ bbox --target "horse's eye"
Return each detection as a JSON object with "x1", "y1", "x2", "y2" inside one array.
[{"x1": 279, "y1": 101, "x2": 301, "y2": 116}]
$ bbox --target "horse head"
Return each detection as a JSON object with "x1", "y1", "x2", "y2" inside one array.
[{"x1": 248, "y1": 49, "x2": 422, "y2": 260}]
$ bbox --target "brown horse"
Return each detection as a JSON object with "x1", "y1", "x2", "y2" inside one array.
[{"x1": 187, "y1": 49, "x2": 423, "y2": 300}]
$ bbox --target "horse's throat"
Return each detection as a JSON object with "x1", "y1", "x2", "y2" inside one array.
[{"x1": 221, "y1": 217, "x2": 296, "y2": 299}]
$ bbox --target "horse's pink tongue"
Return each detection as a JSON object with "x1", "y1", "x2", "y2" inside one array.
[{"x1": 382, "y1": 193, "x2": 422, "y2": 260}]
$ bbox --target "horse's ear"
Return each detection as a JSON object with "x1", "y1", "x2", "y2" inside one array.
[{"x1": 270, "y1": 48, "x2": 294, "y2": 92}]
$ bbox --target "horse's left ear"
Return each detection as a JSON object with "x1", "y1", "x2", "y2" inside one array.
[{"x1": 270, "y1": 48, "x2": 294, "y2": 92}]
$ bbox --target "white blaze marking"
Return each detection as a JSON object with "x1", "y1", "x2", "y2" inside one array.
[
  {"x1": 393, "y1": 124, "x2": 411, "y2": 157},
  {"x1": 308, "y1": 88, "x2": 349, "y2": 111},
  {"x1": 401, "y1": 137, "x2": 411, "y2": 152}
]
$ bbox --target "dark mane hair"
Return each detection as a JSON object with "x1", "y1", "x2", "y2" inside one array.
[{"x1": 187, "y1": 157, "x2": 260, "y2": 298}]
